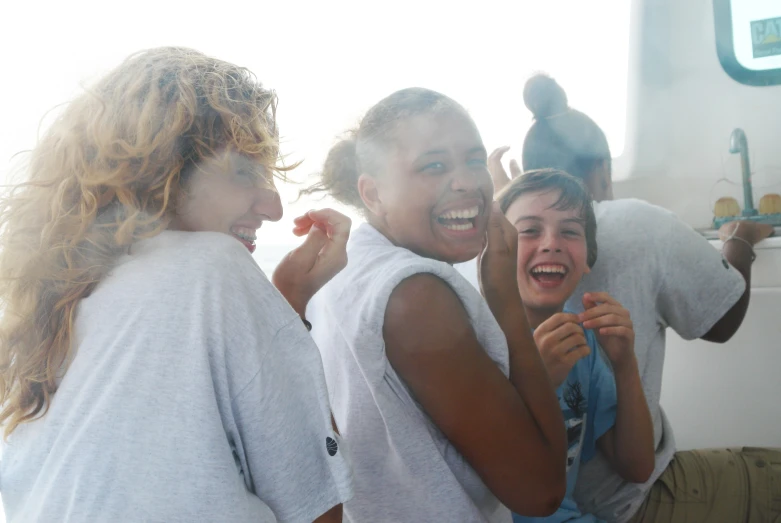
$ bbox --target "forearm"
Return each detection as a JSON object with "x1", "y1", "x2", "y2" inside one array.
[
  {"x1": 313, "y1": 503, "x2": 342, "y2": 523},
  {"x1": 610, "y1": 358, "x2": 655, "y2": 483},
  {"x1": 702, "y1": 239, "x2": 753, "y2": 342},
  {"x1": 497, "y1": 304, "x2": 567, "y2": 466}
]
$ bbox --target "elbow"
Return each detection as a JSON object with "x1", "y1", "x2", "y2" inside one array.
[
  {"x1": 700, "y1": 328, "x2": 735, "y2": 344},
  {"x1": 503, "y1": 469, "x2": 566, "y2": 517},
  {"x1": 313, "y1": 503, "x2": 343, "y2": 523},
  {"x1": 701, "y1": 300, "x2": 749, "y2": 344},
  {"x1": 619, "y1": 458, "x2": 655, "y2": 484}
]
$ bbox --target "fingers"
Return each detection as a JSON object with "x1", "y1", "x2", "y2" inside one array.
[
  {"x1": 717, "y1": 221, "x2": 738, "y2": 242},
  {"x1": 485, "y1": 203, "x2": 510, "y2": 251},
  {"x1": 563, "y1": 343, "x2": 591, "y2": 366},
  {"x1": 738, "y1": 221, "x2": 774, "y2": 244},
  {"x1": 488, "y1": 146, "x2": 512, "y2": 192},
  {"x1": 509, "y1": 159, "x2": 522, "y2": 179},
  {"x1": 582, "y1": 291, "x2": 621, "y2": 309},
  {"x1": 292, "y1": 213, "x2": 316, "y2": 237},
  {"x1": 580, "y1": 301, "x2": 627, "y2": 320},
  {"x1": 292, "y1": 209, "x2": 352, "y2": 244},
  {"x1": 582, "y1": 311, "x2": 632, "y2": 331},
  {"x1": 598, "y1": 326, "x2": 634, "y2": 339},
  {"x1": 488, "y1": 146, "x2": 510, "y2": 164},
  {"x1": 536, "y1": 320, "x2": 586, "y2": 350},
  {"x1": 580, "y1": 304, "x2": 630, "y2": 323},
  {"x1": 307, "y1": 209, "x2": 351, "y2": 265},
  {"x1": 536, "y1": 312, "x2": 582, "y2": 334},
  {"x1": 289, "y1": 225, "x2": 329, "y2": 271}
]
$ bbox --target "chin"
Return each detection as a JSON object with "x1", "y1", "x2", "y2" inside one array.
[
  {"x1": 526, "y1": 295, "x2": 568, "y2": 312},
  {"x1": 447, "y1": 244, "x2": 483, "y2": 264}
]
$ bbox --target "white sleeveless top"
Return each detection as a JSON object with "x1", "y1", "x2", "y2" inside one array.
[{"x1": 308, "y1": 223, "x2": 512, "y2": 523}]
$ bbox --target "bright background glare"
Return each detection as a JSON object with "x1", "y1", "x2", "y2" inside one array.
[{"x1": 1, "y1": 0, "x2": 629, "y2": 249}]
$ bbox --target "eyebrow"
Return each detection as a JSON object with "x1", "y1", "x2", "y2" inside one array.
[
  {"x1": 416, "y1": 145, "x2": 487, "y2": 160},
  {"x1": 513, "y1": 216, "x2": 586, "y2": 227}
]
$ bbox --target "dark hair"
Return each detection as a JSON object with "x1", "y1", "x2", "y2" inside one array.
[
  {"x1": 301, "y1": 88, "x2": 467, "y2": 210},
  {"x1": 497, "y1": 169, "x2": 598, "y2": 268},
  {"x1": 522, "y1": 74, "x2": 611, "y2": 184}
]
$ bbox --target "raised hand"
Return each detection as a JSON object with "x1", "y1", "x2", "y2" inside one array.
[
  {"x1": 579, "y1": 292, "x2": 635, "y2": 370},
  {"x1": 533, "y1": 312, "x2": 591, "y2": 388},
  {"x1": 488, "y1": 146, "x2": 522, "y2": 193},
  {"x1": 478, "y1": 203, "x2": 522, "y2": 318},
  {"x1": 272, "y1": 208, "x2": 351, "y2": 316}
]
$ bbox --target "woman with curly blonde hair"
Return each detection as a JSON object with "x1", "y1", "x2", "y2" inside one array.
[{"x1": 0, "y1": 47, "x2": 353, "y2": 522}]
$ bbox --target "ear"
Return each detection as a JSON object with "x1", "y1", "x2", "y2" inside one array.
[
  {"x1": 583, "y1": 264, "x2": 591, "y2": 275},
  {"x1": 358, "y1": 174, "x2": 385, "y2": 217}
]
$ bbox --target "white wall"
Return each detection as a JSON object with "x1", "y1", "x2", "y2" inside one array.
[
  {"x1": 622, "y1": 0, "x2": 781, "y2": 449},
  {"x1": 614, "y1": 0, "x2": 781, "y2": 229}
]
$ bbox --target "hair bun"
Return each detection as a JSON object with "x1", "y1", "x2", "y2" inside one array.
[{"x1": 523, "y1": 74, "x2": 568, "y2": 119}]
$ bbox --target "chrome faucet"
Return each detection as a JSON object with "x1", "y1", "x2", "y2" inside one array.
[{"x1": 729, "y1": 128, "x2": 757, "y2": 216}]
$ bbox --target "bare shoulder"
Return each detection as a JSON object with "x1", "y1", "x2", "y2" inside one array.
[{"x1": 384, "y1": 272, "x2": 475, "y2": 356}]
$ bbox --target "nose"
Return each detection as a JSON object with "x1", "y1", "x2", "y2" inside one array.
[
  {"x1": 252, "y1": 186, "x2": 283, "y2": 222},
  {"x1": 450, "y1": 165, "x2": 481, "y2": 193},
  {"x1": 539, "y1": 231, "x2": 562, "y2": 253}
]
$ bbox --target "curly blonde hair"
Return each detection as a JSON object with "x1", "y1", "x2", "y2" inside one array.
[{"x1": 0, "y1": 47, "x2": 287, "y2": 436}]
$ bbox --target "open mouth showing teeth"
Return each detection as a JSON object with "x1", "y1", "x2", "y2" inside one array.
[
  {"x1": 530, "y1": 264, "x2": 568, "y2": 283},
  {"x1": 436, "y1": 206, "x2": 479, "y2": 231},
  {"x1": 231, "y1": 226, "x2": 257, "y2": 246}
]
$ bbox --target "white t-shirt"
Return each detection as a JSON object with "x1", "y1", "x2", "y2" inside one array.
[
  {"x1": 1, "y1": 231, "x2": 353, "y2": 523},
  {"x1": 455, "y1": 198, "x2": 745, "y2": 523},
  {"x1": 308, "y1": 224, "x2": 512, "y2": 523},
  {"x1": 566, "y1": 199, "x2": 745, "y2": 523}
]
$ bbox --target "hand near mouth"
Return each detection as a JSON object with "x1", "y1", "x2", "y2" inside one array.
[
  {"x1": 533, "y1": 313, "x2": 591, "y2": 388},
  {"x1": 579, "y1": 292, "x2": 636, "y2": 370},
  {"x1": 273, "y1": 208, "x2": 352, "y2": 317},
  {"x1": 478, "y1": 203, "x2": 523, "y2": 320}
]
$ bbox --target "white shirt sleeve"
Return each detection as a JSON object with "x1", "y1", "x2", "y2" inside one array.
[
  {"x1": 231, "y1": 318, "x2": 353, "y2": 523},
  {"x1": 203, "y1": 237, "x2": 353, "y2": 523},
  {"x1": 655, "y1": 212, "x2": 746, "y2": 340}
]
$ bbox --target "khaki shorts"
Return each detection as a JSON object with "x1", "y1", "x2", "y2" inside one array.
[{"x1": 629, "y1": 447, "x2": 781, "y2": 523}]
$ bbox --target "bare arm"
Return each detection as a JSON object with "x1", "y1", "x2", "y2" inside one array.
[
  {"x1": 596, "y1": 355, "x2": 655, "y2": 483},
  {"x1": 313, "y1": 504, "x2": 342, "y2": 523},
  {"x1": 581, "y1": 292, "x2": 654, "y2": 483},
  {"x1": 385, "y1": 274, "x2": 566, "y2": 517},
  {"x1": 702, "y1": 221, "x2": 772, "y2": 343}
]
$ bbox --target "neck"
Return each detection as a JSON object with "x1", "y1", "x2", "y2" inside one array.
[{"x1": 524, "y1": 304, "x2": 565, "y2": 329}]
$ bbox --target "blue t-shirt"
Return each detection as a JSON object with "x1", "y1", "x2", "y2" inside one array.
[{"x1": 513, "y1": 323, "x2": 618, "y2": 523}]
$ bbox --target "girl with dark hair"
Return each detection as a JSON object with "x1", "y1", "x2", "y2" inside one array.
[{"x1": 305, "y1": 87, "x2": 567, "y2": 522}]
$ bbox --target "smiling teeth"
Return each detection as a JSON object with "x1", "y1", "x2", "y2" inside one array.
[
  {"x1": 231, "y1": 227, "x2": 256, "y2": 242},
  {"x1": 438, "y1": 206, "x2": 479, "y2": 220},
  {"x1": 532, "y1": 265, "x2": 567, "y2": 274},
  {"x1": 442, "y1": 222, "x2": 475, "y2": 231}
]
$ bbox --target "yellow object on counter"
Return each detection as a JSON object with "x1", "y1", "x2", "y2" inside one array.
[
  {"x1": 759, "y1": 193, "x2": 781, "y2": 215},
  {"x1": 714, "y1": 197, "x2": 740, "y2": 218}
]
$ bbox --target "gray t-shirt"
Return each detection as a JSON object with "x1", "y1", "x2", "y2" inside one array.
[
  {"x1": 566, "y1": 199, "x2": 745, "y2": 522},
  {"x1": 0, "y1": 231, "x2": 353, "y2": 522},
  {"x1": 308, "y1": 224, "x2": 512, "y2": 523}
]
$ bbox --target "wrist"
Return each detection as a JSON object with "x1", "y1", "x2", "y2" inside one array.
[
  {"x1": 722, "y1": 236, "x2": 756, "y2": 263},
  {"x1": 611, "y1": 352, "x2": 639, "y2": 376},
  {"x1": 274, "y1": 282, "x2": 310, "y2": 317}
]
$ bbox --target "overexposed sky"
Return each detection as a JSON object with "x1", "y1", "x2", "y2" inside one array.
[{"x1": 0, "y1": 0, "x2": 629, "y2": 245}]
